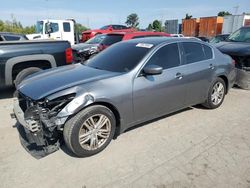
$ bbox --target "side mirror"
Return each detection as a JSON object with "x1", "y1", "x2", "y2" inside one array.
[
  {"x1": 46, "y1": 22, "x2": 52, "y2": 34},
  {"x1": 143, "y1": 65, "x2": 163, "y2": 75}
]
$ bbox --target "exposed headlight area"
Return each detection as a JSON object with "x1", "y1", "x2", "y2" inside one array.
[{"x1": 14, "y1": 92, "x2": 76, "y2": 158}]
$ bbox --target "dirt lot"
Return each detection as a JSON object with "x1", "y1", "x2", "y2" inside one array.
[{"x1": 0, "y1": 87, "x2": 250, "y2": 188}]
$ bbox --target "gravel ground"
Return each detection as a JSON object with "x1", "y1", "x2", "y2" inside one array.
[{"x1": 0, "y1": 87, "x2": 250, "y2": 188}]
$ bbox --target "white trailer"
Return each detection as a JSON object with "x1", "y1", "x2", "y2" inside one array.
[
  {"x1": 222, "y1": 14, "x2": 250, "y2": 34},
  {"x1": 26, "y1": 19, "x2": 79, "y2": 45}
]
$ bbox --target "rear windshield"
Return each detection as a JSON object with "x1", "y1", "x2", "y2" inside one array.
[
  {"x1": 86, "y1": 42, "x2": 153, "y2": 72},
  {"x1": 101, "y1": 34, "x2": 124, "y2": 46}
]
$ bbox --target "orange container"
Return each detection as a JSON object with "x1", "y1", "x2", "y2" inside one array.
[
  {"x1": 182, "y1": 18, "x2": 200, "y2": 36},
  {"x1": 199, "y1": 16, "x2": 224, "y2": 37}
]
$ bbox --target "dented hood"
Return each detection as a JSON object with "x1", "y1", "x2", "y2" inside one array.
[{"x1": 18, "y1": 64, "x2": 120, "y2": 100}]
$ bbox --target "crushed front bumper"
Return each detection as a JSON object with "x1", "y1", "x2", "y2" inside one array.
[{"x1": 12, "y1": 98, "x2": 60, "y2": 159}]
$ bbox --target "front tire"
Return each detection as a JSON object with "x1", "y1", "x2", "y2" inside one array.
[
  {"x1": 202, "y1": 77, "x2": 226, "y2": 109},
  {"x1": 63, "y1": 105, "x2": 116, "y2": 157}
]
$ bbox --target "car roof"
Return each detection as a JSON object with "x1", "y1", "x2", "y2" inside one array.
[
  {"x1": 107, "y1": 31, "x2": 170, "y2": 36},
  {"x1": 121, "y1": 37, "x2": 203, "y2": 46}
]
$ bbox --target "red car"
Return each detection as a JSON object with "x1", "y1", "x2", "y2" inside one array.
[
  {"x1": 98, "y1": 31, "x2": 171, "y2": 50},
  {"x1": 74, "y1": 31, "x2": 170, "y2": 62},
  {"x1": 81, "y1": 25, "x2": 135, "y2": 42}
]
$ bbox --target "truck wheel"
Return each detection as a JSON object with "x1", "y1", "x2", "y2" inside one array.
[
  {"x1": 14, "y1": 67, "x2": 42, "y2": 88},
  {"x1": 63, "y1": 105, "x2": 116, "y2": 157},
  {"x1": 202, "y1": 77, "x2": 226, "y2": 109}
]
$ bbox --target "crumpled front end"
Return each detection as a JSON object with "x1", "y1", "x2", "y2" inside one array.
[{"x1": 12, "y1": 92, "x2": 75, "y2": 158}]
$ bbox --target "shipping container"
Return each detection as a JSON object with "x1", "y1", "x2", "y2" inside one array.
[
  {"x1": 222, "y1": 14, "x2": 250, "y2": 34},
  {"x1": 164, "y1": 19, "x2": 178, "y2": 34},
  {"x1": 182, "y1": 18, "x2": 200, "y2": 36},
  {"x1": 199, "y1": 16, "x2": 223, "y2": 38}
]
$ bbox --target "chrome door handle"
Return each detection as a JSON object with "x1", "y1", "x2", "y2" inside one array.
[
  {"x1": 175, "y1": 72, "x2": 183, "y2": 80},
  {"x1": 209, "y1": 64, "x2": 215, "y2": 70}
]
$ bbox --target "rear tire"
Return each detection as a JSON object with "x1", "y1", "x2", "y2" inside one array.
[
  {"x1": 14, "y1": 67, "x2": 42, "y2": 88},
  {"x1": 63, "y1": 105, "x2": 116, "y2": 157},
  {"x1": 202, "y1": 77, "x2": 226, "y2": 109}
]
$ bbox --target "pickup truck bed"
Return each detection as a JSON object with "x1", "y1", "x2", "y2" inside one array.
[{"x1": 0, "y1": 40, "x2": 72, "y2": 87}]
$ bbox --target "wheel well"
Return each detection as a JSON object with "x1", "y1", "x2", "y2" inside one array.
[
  {"x1": 89, "y1": 102, "x2": 121, "y2": 138},
  {"x1": 218, "y1": 75, "x2": 228, "y2": 93},
  {"x1": 12, "y1": 60, "x2": 51, "y2": 82}
]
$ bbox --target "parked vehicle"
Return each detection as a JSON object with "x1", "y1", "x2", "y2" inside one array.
[
  {"x1": 209, "y1": 34, "x2": 229, "y2": 44},
  {"x1": 74, "y1": 31, "x2": 170, "y2": 62},
  {"x1": 26, "y1": 19, "x2": 79, "y2": 45},
  {"x1": 72, "y1": 34, "x2": 107, "y2": 63},
  {"x1": 0, "y1": 32, "x2": 28, "y2": 41},
  {"x1": 199, "y1": 16, "x2": 223, "y2": 38},
  {"x1": 164, "y1": 19, "x2": 179, "y2": 34},
  {"x1": 182, "y1": 18, "x2": 200, "y2": 36},
  {"x1": 81, "y1": 25, "x2": 135, "y2": 42},
  {"x1": 170, "y1": 34, "x2": 184, "y2": 37},
  {"x1": 222, "y1": 14, "x2": 250, "y2": 34},
  {"x1": 13, "y1": 37, "x2": 236, "y2": 158},
  {"x1": 197, "y1": 36, "x2": 210, "y2": 42},
  {"x1": 215, "y1": 26, "x2": 250, "y2": 89},
  {"x1": 0, "y1": 40, "x2": 72, "y2": 88}
]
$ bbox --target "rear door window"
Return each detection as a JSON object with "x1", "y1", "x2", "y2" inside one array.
[
  {"x1": 182, "y1": 42, "x2": 206, "y2": 64},
  {"x1": 101, "y1": 34, "x2": 124, "y2": 45},
  {"x1": 63, "y1": 22, "x2": 71, "y2": 32},
  {"x1": 146, "y1": 43, "x2": 180, "y2": 69},
  {"x1": 202, "y1": 44, "x2": 213, "y2": 59}
]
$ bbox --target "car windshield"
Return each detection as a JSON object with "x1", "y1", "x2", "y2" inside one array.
[
  {"x1": 85, "y1": 42, "x2": 153, "y2": 72},
  {"x1": 228, "y1": 27, "x2": 250, "y2": 42},
  {"x1": 35, "y1": 21, "x2": 43, "y2": 34},
  {"x1": 210, "y1": 36, "x2": 220, "y2": 44},
  {"x1": 85, "y1": 34, "x2": 106, "y2": 44},
  {"x1": 100, "y1": 25, "x2": 110, "y2": 30}
]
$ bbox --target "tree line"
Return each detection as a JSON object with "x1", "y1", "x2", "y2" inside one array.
[{"x1": 0, "y1": 11, "x2": 234, "y2": 35}]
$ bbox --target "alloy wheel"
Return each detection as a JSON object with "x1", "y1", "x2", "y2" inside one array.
[{"x1": 78, "y1": 114, "x2": 111, "y2": 151}]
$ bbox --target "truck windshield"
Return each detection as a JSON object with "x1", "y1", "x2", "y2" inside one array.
[
  {"x1": 36, "y1": 21, "x2": 44, "y2": 34},
  {"x1": 228, "y1": 27, "x2": 250, "y2": 42},
  {"x1": 85, "y1": 42, "x2": 153, "y2": 73}
]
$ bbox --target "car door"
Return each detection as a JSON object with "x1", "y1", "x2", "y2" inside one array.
[
  {"x1": 133, "y1": 43, "x2": 189, "y2": 123},
  {"x1": 179, "y1": 42, "x2": 215, "y2": 105}
]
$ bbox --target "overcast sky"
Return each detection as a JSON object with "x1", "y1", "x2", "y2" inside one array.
[{"x1": 1, "y1": 0, "x2": 249, "y2": 29}]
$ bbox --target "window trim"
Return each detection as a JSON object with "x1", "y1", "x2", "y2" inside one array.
[
  {"x1": 136, "y1": 42, "x2": 182, "y2": 78},
  {"x1": 179, "y1": 41, "x2": 215, "y2": 65}
]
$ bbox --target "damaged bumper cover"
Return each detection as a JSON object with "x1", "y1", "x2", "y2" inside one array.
[{"x1": 12, "y1": 98, "x2": 60, "y2": 159}]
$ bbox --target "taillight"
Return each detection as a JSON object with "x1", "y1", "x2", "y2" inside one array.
[{"x1": 65, "y1": 48, "x2": 73, "y2": 64}]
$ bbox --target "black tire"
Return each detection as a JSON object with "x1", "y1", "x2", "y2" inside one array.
[
  {"x1": 63, "y1": 105, "x2": 116, "y2": 157},
  {"x1": 14, "y1": 67, "x2": 42, "y2": 88},
  {"x1": 202, "y1": 77, "x2": 226, "y2": 109}
]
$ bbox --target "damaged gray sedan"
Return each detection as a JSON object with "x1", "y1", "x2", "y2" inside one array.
[{"x1": 12, "y1": 37, "x2": 236, "y2": 158}]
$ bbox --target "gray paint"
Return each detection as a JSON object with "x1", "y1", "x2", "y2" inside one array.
[
  {"x1": 5, "y1": 54, "x2": 56, "y2": 85},
  {"x1": 18, "y1": 37, "x2": 236, "y2": 134}
]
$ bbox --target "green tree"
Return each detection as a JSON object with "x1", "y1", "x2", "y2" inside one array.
[
  {"x1": 147, "y1": 23, "x2": 153, "y2": 31},
  {"x1": 75, "y1": 23, "x2": 89, "y2": 33},
  {"x1": 0, "y1": 18, "x2": 35, "y2": 34},
  {"x1": 218, "y1": 11, "x2": 232, "y2": 17},
  {"x1": 152, "y1": 20, "x2": 163, "y2": 32},
  {"x1": 185, "y1": 13, "x2": 193, "y2": 19},
  {"x1": 125, "y1": 13, "x2": 139, "y2": 28}
]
